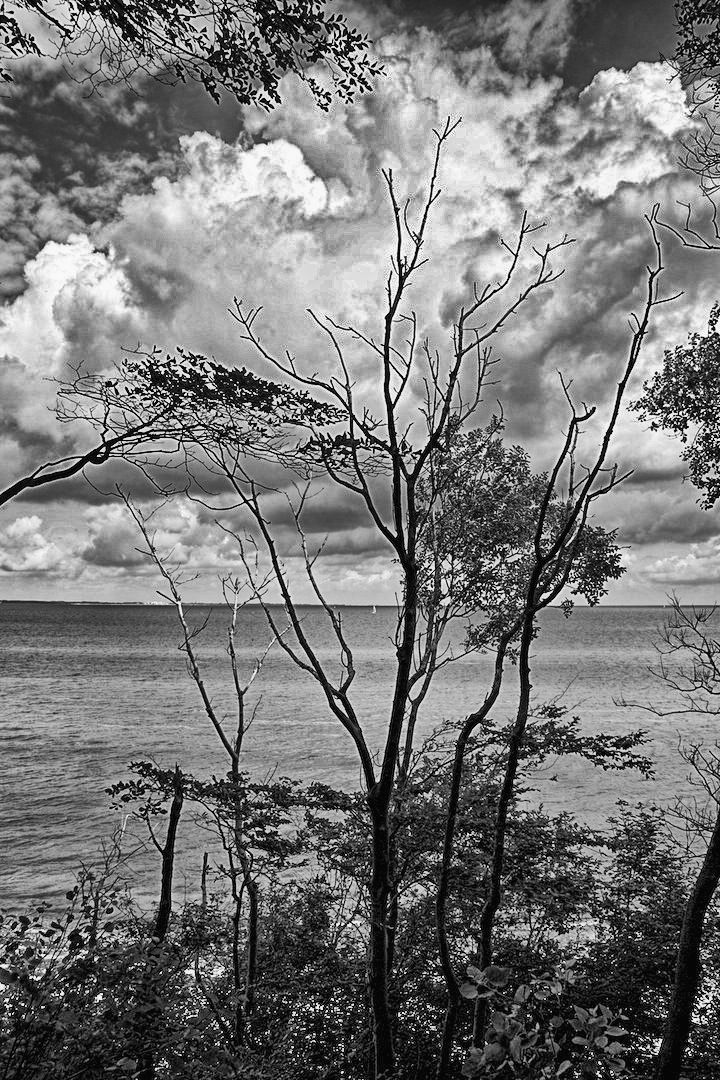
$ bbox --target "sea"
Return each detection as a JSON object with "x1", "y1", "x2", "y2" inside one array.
[{"x1": 1, "y1": 601, "x2": 717, "y2": 911}]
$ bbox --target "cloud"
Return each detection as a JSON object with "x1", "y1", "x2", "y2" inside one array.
[
  {"x1": 80, "y1": 500, "x2": 244, "y2": 575},
  {"x1": 614, "y1": 489, "x2": 720, "y2": 546},
  {"x1": 645, "y1": 539, "x2": 720, "y2": 587},
  {"x1": 0, "y1": 151, "x2": 82, "y2": 298},
  {"x1": 624, "y1": 465, "x2": 686, "y2": 487},
  {"x1": 81, "y1": 504, "x2": 148, "y2": 568},
  {"x1": 0, "y1": 514, "x2": 70, "y2": 573},
  {"x1": 0, "y1": 62, "x2": 188, "y2": 299},
  {"x1": 0, "y1": 234, "x2": 145, "y2": 490},
  {"x1": 359, "y1": 0, "x2": 580, "y2": 74},
  {"x1": 1, "y1": 13, "x2": 716, "y2": 599},
  {"x1": 558, "y1": 63, "x2": 688, "y2": 199},
  {"x1": 481, "y1": 0, "x2": 579, "y2": 72},
  {"x1": 4, "y1": 41, "x2": 698, "y2": 437}
]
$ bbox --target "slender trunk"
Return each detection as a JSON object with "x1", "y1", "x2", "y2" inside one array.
[
  {"x1": 435, "y1": 726, "x2": 470, "y2": 1078},
  {"x1": 244, "y1": 880, "x2": 259, "y2": 1018},
  {"x1": 231, "y1": 867, "x2": 245, "y2": 1046},
  {"x1": 201, "y1": 851, "x2": 209, "y2": 910},
  {"x1": 230, "y1": 754, "x2": 259, "y2": 1035},
  {"x1": 153, "y1": 767, "x2": 184, "y2": 941},
  {"x1": 366, "y1": 560, "x2": 418, "y2": 1078},
  {"x1": 473, "y1": 617, "x2": 533, "y2": 1046},
  {"x1": 138, "y1": 766, "x2": 184, "y2": 1080},
  {"x1": 387, "y1": 887, "x2": 398, "y2": 977},
  {"x1": 654, "y1": 809, "x2": 720, "y2": 1080},
  {"x1": 435, "y1": 640, "x2": 510, "y2": 1077},
  {"x1": 368, "y1": 803, "x2": 395, "y2": 1079}
]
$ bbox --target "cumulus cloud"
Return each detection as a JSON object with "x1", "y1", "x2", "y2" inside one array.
[
  {"x1": 80, "y1": 500, "x2": 244, "y2": 575},
  {"x1": 4, "y1": 39, "x2": 698, "y2": 432},
  {"x1": 72, "y1": 492, "x2": 398, "y2": 603},
  {"x1": 645, "y1": 539, "x2": 720, "y2": 587},
  {"x1": 81, "y1": 504, "x2": 149, "y2": 569},
  {"x1": 0, "y1": 234, "x2": 146, "y2": 492},
  {"x1": 0, "y1": 151, "x2": 82, "y2": 298},
  {"x1": 0, "y1": 514, "x2": 70, "y2": 573},
  {"x1": 2, "y1": 9, "x2": 717, "y2": 598}
]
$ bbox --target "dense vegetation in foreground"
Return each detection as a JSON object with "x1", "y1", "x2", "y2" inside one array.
[{"x1": 1, "y1": 710, "x2": 719, "y2": 1079}]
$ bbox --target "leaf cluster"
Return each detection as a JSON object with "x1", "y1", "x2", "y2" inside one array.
[
  {"x1": 631, "y1": 303, "x2": 720, "y2": 507},
  {"x1": 461, "y1": 962, "x2": 630, "y2": 1079},
  {"x1": 416, "y1": 427, "x2": 624, "y2": 650},
  {"x1": 675, "y1": 1, "x2": 720, "y2": 103},
  {"x1": 1, "y1": 0, "x2": 383, "y2": 109}
]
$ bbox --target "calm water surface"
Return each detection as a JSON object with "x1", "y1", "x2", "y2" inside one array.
[{"x1": 0, "y1": 602, "x2": 714, "y2": 907}]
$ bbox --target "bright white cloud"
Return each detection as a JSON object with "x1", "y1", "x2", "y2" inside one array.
[
  {"x1": 0, "y1": 514, "x2": 69, "y2": 573},
  {"x1": 645, "y1": 538, "x2": 720, "y2": 586},
  {"x1": 0, "y1": 234, "x2": 144, "y2": 467},
  {"x1": 80, "y1": 500, "x2": 242, "y2": 576},
  {"x1": 2, "y1": 15, "x2": 717, "y2": 600}
]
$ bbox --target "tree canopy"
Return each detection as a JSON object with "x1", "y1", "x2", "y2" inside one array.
[
  {"x1": 0, "y1": 0, "x2": 382, "y2": 108},
  {"x1": 675, "y1": 0, "x2": 720, "y2": 103},
  {"x1": 0, "y1": 349, "x2": 339, "y2": 508},
  {"x1": 632, "y1": 303, "x2": 720, "y2": 507},
  {"x1": 416, "y1": 423, "x2": 624, "y2": 647}
]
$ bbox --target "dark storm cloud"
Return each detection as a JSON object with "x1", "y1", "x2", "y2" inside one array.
[
  {"x1": 361, "y1": 0, "x2": 578, "y2": 73},
  {"x1": 258, "y1": 521, "x2": 391, "y2": 559},
  {"x1": 0, "y1": 61, "x2": 193, "y2": 299},
  {"x1": 9, "y1": 462, "x2": 171, "y2": 506},
  {"x1": 620, "y1": 503, "x2": 720, "y2": 545},
  {"x1": 0, "y1": 408, "x2": 75, "y2": 458},
  {"x1": 201, "y1": 484, "x2": 392, "y2": 558},
  {"x1": 624, "y1": 465, "x2": 686, "y2": 487},
  {"x1": 562, "y1": 0, "x2": 678, "y2": 90},
  {"x1": 285, "y1": 494, "x2": 377, "y2": 535}
]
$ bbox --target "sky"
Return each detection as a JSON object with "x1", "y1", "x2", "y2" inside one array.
[{"x1": 2, "y1": 0, "x2": 720, "y2": 606}]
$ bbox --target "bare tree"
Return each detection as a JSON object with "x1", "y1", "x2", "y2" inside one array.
[
  {"x1": 122, "y1": 119, "x2": 677, "y2": 1079},
  {"x1": 124, "y1": 497, "x2": 284, "y2": 1054},
  {"x1": 430, "y1": 206, "x2": 672, "y2": 1073},
  {"x1": 160, "y1": 116, "x2": 566, "y2": 1078}
]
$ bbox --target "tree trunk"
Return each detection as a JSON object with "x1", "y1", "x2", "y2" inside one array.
[
  {"x1": 435, "y1": 640, "x2": 511, "y2": 1077},
  {"x1": 153, "y1": 766, "x2": 184, "y2": 941},
  {"x1": 368, "y1": 802, "x2": 395, "y2": 1079},
  {"x1": 654, "y1": 809, "x2": 720, "y2": 1080},
  {"x1": 138, "y1": 766, "x2": 184, "y2": 1080},
  {"x1": 435, "y1": 728, "x2": 470, "y2": 1078},
  {"x1": 243, "y1": 879, "x2": 259, "y2": 1019},
  {"x1": 473, "y1": 617, "x2": 533, "y2": 1046}
]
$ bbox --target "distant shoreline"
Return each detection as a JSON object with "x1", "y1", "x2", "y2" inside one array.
[{"x1": 0, "y1": 599, "x2": 693, "y2": 609}]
